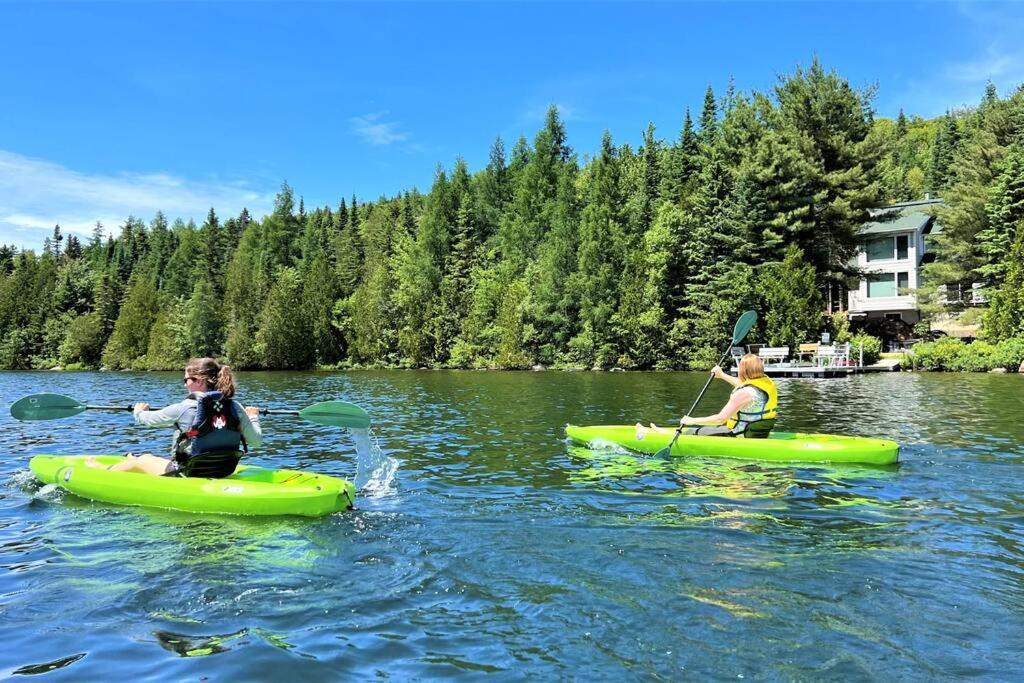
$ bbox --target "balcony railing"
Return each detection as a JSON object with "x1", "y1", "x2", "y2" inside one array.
[{"x1": 848, "y1": 292, "x2": 917, "y2": 313}]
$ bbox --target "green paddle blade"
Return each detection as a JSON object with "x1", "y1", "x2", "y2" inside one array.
[
  {"x1": 298, "y1": 400, "x2": 370, "y2": 430},
  {"x1": 10, "y1": 393, "x2": 87, "y2": 421},
  {"x1": 732, "y1": 310, "x2": 758, "y2": 345}
]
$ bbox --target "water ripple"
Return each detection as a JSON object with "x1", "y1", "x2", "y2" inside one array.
[{"x1": 1, "y1": 370, "x2": 1024, "y2": 677}]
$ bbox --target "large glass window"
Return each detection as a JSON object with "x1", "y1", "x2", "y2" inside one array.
[
  {"x1": 896, "y1": 235, "x2": 909, "y2": 260},
  {"x1": 897, "y1": 271, "x2": 909, "y2": 290},
  {"x1": 867, "y1": 273, "x2": 896, "y2": 297},
  {"x1": 866, "y1": 237, "x2": 894, "y2": 261}
]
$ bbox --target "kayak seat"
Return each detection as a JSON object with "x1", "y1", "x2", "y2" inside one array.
[
  {"x1": 741, "y1": 419, "x2": 776, "y2": 439},
  {"x1": 170, "y1": 450, "x2": 241, "y2": 479}
]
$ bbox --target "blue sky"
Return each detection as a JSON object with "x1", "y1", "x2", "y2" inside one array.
[{"x1": 2, "y1": 1, "x2": 1023, "y2": 249}]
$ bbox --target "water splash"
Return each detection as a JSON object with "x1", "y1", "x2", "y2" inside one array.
[
  {"x1": 350, "y1": 427, "x2": 398, "y2": 496},
  {"x1": 8, "y1": 468, "x2": 39, "y2": 490},
  {"x1": 33, "y1": 483, "x2": 65, "y2": 503}
]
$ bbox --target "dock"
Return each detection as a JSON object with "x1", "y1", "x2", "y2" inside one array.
[{"x1": 752, "y1": 358, "x2": 902, "y2": 378}]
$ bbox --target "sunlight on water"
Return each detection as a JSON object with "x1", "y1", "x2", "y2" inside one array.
[
  {"x1": 350, "y1": 426, "x2": 399, "y2": 496},
  {"x1": 2, "y1": 370, "x2": 1024, "y2": 679}
]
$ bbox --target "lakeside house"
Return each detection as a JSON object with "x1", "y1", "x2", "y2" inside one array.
[{"x1": 847, "y1": 197, "x2": 945, "y2": 328}]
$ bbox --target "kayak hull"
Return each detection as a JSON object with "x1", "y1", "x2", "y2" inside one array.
[
  {"x1": 565, "y1": 425, "x2": 899, "y2": 465},
  {"x1": 29, "y1": 455, "x2": 356, "y2": 517}
]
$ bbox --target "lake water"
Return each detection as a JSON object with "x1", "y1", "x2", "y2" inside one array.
[{"x1": 2, "y1": 370, "x2": 1023, "y2": 679}]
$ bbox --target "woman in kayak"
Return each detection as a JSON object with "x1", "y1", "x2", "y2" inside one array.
[
  {"x1": 638, "y1": 353, "x2": 778, "y2": 438},
  {"x1": 86, "y1": 357, "x2": 262, "y2": 476}
]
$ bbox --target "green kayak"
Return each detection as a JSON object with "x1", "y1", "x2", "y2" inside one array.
[
  {"x1": 565, "y1": 425, "x2": 900, "y2": 465},
  {"x1": 29, "y1": 455, "x2": 356, "y2": 517}
]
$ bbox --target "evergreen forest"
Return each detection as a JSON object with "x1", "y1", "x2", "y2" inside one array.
[{"x1": 2, "y1": 59, "x2": 1024, "y2": 371}]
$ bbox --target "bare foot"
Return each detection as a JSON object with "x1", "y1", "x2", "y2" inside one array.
[
  {"x1": 84, "y1": 456, "x2": 105, "y2": 469},
  {"x1": 635, "y1": 423, "x2": 648, "y2": 441}
]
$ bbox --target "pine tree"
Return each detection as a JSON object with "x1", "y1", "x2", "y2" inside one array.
[
  {"x1": 474, "y1": 136, "x2": 510, "y2": 243},
  {"x1": 92, "y1": 267, "x2": 123, "y2": 337},
  {"x1": 431, "y1": 202, "x2": 476, "y2": 364},
  {"x1": 749, "y1": 58, "x2": 884, "y2": 296},
  {"x1": 51, "y1": 225, "x2": 63, "y2": 259},
  {"x1": 928, "y1": 113, "x2": 960, "y2": 192},
  {"x1": 197, "y1": 207, "x2": 227, "y2": 293},
  {"x1": 224, "y1": 222, "x2": 267, "y2": 368},
  {"x1": 162, "y1": 223, "x2": 203, "y2": 299},
  {"x1": 979, "y1": 144, "x2": 1024, "y2": 285},
  {"x1": 101, "y1": 275, "x2": 159, "y2": 368},
  {"x1": 896, "y1": 109, "x2": 908, "y2": 139},
  {"x1": 183, "y1": 278, "x2": 223, "y2": 358},
  {"x1": 264, "y1": 182, "x2": 301, "y2": 269},
  {"x1": 639, "y1": 122, "x2": 660, "y2": 233},
  {"x1": 982, "y1": 219, "x2": 1024, "y2": 340},
  {"x1": 571, "y1": 130, "x2": 625, "y2": 367},
  {"x1": 700, "y1": 84, "x2": 718, "y2": 140},
  {"x1": 254, "y1": 267, "x2": 314, "y2": 369},
  {"x1": 303, "y1": 251, "x2": 342, "y2": 365},
  {"x1": 759, "y1": 244, "x2": 824, "y2": 348},
  {"x1": 928, "y1": 119, "x2": 1011, "y2": 300}
]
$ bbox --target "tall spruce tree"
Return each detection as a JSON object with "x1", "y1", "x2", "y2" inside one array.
[
  {"x1": 700, "y1": 84, "x2": 718, "y2": 140},
  {"x1": 979, "y1": 144, "x2": 1024, "y2": 285},
  {"x1": 254, "y1": 267, "x2": 314, "y2": 369},
  {"x1": 101, "y1": 275, "x2": 159, "y2": 369},
  {"x1": 571, "y1": 130, "x2": 625, "y2": 367},
  {"x1": 982, "y1": 219, "x2": 1024, "y2": 341}
]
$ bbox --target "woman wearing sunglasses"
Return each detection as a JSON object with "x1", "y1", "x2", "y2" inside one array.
[{"x1": 86, "y1": 357, "x2": 262, "y2": 477}]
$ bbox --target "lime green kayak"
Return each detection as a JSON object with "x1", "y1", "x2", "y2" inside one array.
[
  {"x1": 29, "y1": 455, "x2": 356, "y2": 517},
  {"x1": 565, "y1": 425, "x2": 899, "y2": 465}
]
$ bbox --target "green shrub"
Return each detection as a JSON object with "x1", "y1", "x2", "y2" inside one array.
[
  {"x1": 947, "y1": 340, "x2": 1000, "y2": 372},
  {"x1": 995, "y1": 337, "x2": 1024, "y2": 371},
  {"x1": 849, "y1": 333, "x2": 881, "y2": 365},
  {"x1": 911, "y1": 337, "x2": 1023, "y2": 372},
  {"x1": 910, "y1": 337, "x2": 967, "y2": 371}
]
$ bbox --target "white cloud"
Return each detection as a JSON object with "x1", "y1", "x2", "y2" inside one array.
[
  {"x1": 350, "y1": 112, "x2": 410, "y2": 146},
  {"x1": 0, "y1": 150, "x2": 275, "y2": 249},
  {"x1": 885, "y1": 3, "x2": 1024, "y2": 117},
  {"x1": 945, "y1": 49, "x2": 1024, "y2": 85}
]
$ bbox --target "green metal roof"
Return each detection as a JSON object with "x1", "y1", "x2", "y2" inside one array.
[{"x1": 861, "y1": 199, "x2": 943, "y2": 237}]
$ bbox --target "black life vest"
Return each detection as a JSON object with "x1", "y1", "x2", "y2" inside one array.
[{"x1": 175, "y1": 391, "x2": 247, "y2": 458}]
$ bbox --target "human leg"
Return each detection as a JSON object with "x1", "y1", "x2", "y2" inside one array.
[{"x1": 85, "y1": 453, "x2": 173, "y2": 475}]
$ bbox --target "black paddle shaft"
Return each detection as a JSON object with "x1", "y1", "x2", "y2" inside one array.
[{"x1": 683, "y1": 347, "x2": 735, "y2": 419}]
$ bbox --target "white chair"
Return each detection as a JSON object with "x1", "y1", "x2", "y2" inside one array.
[{"x1": 758, "y1": 347, "x2": 790, "y2": 366}]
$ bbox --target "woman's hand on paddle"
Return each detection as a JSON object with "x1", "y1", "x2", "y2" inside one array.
[
  {"x1": 711, "y1": 365, "x2": 726, "y2": 380},
  {"x1": 134, "y1": 402, "x2": 150, "y2": 413},
  {"x1": 244, "y1": 406, "x2": 259, "y2": 418},
  {"x1": 679, "y1": 415, "x2": 695, "y2": 427}
]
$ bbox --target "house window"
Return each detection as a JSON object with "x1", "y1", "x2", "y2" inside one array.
[
  {"x1": 885, "y1": 313, "x2": 903, "y2": 321},
  {"x1": 866, "y1": 237, "x2": 894, "y2": 262},
  {"x1": 896, "y1": 235, "x2": 909, "y2": 260},
  {"x1": 867, "y1": 273, "x2": 896, "y2": 297},
  {"x1": 897, "y1": 271, "x2": 909, "y2": 290}
]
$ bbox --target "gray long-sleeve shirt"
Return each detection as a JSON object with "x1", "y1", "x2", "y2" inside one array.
[{"x1": 134, "y1": 393, "x2": 262, "y2": 455}]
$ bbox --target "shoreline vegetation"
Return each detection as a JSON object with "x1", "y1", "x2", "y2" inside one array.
[{"x1": 3, "y1": 59, "x2": 1024, "y2": 374}]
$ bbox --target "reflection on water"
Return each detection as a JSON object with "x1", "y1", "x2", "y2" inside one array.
[{"x1": 1, "y1": 370, "x2": 1023, "y2": 678}]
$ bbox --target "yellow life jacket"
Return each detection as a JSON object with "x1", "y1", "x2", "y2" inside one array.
[{"x1": 725, "y1": 376, "x2": 778, "y2": 432}]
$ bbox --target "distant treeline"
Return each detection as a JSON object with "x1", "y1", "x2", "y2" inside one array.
[{"x1": 1, "y1": 59, "x2": 1023, "y2": 371}]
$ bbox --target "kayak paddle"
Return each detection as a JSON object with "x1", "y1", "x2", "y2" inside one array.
[
  {"x1": 10, "y1": 393, "x2": 370, "y2": 430},
  {"x1": 654, "y1": 310, "x2": 758, "y2": 459},
  {"x1": 10, "y1": 393, "x2": 132, "y2": 420}
]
